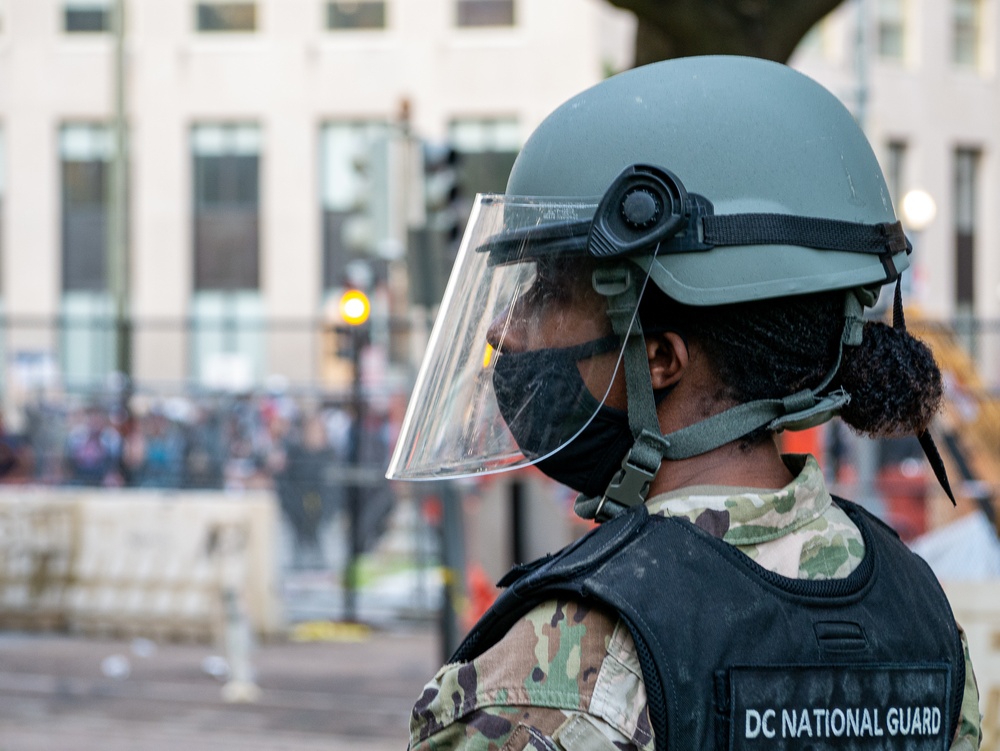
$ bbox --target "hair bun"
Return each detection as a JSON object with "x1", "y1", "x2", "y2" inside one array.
[{"x1": 838, "y1": 321, "x2": 942, "y2": 437}]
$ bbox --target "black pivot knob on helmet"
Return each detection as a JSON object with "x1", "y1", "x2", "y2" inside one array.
[
  {"x1": 588, "y1": 164, "x2": 689, "y2": 258},
  {"x1": 622, "y1": 189, "x2": 661, "y2": 228}
]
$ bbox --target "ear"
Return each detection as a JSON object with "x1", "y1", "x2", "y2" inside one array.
[{"x1": 646, "y1": 331, "x2": 688, "y2": 389}]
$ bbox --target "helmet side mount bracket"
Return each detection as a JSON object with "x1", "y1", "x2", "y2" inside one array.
[{"x1": 588, "y1": 165, "x2": 690, "y2": 258}]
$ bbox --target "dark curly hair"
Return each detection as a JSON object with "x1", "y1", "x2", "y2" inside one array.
[{"x1": 639, "y1": 287, "x2": 943, "y2": 446}]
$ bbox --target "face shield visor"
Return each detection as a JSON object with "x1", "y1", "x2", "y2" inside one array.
[{"x1": 386, "y1": 194, "x2": 653, "y2": 482}]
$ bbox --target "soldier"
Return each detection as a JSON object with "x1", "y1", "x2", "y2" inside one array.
[{"x1": 388, "y1": 56, "x2": 982, "y2": 751}]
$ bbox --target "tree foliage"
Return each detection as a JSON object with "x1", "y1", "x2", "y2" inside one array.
[{"x1": 607, "y1": 0, "x2": 847, "y2": 66}]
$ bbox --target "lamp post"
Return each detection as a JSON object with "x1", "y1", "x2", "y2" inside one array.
[
  {"x1": 109, "y1": 0, "x2": 133, "y2": 484},
  {"x1": 109, "y1": 0, "x2": 129, "y2": 378}
]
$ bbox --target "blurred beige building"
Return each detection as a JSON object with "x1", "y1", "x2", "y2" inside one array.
[
  {"x1": 793, "y1": 0, "x2": 1000, "y2": 332},
  {"x1": 0, "y1": 0, "x2": 999, "y2": 417},
  {"x1": 0, "y1": 0, "x2": 635, "y2": 413}
]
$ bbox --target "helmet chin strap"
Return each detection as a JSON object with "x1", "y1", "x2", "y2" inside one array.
[
  {"x1": 575, "y1": 265, "x2": 668, "y2": 521},
  {"x1": 576, "y1": 269, "x2": 946, "y2": 523}
]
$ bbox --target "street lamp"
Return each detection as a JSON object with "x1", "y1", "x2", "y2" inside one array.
[
  {"x1": 900, "y1": 189, "x2": 937, "y2": 305},
  {"x1": 901, "y1": 189, "x2": 937, "y2": 232}
]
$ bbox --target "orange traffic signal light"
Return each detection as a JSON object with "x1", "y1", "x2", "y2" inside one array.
[{"x1": 339, "y1": 289, "x2": 370, "y2": 326}]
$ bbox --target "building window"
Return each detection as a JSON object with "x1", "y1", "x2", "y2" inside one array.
[
  {"x1": 61, "y1": 124, "x2": 112, "y2": 292},
  {"x1": 877, "y1": 0, "x2": 905, "y2": 60},
  {"x1": 447, "y1": 118, "x2": 519, "y2": 193},
  {"x1": 190, "y1": 291, "x2": 264, "y2": 391},
  {"x1": 456, "y1": 0, "x2": 514, "y2": 27},
  {"x1": 953, "y1": 147, "x2": 979, "y2": 308},
  {"x1": 953, "y1": 0, "x2": 981, "y2": 67},
  {"x1": 327, "y1": 1, "x2": 386, "y2": 30},
  {"x1": 0, "y1": 127, "x2": 4, "y2": 292},
  {"x1": 61, "y1": 293, "x2": 114, "y2": 386},
  {"x1": 884, "y1": 140, "x2": 907, "y2": 206},
  {"x1": 64, "y1": 0, "x2": 112, "y2": 33},
  {"x1": 60, "y1": 124, "x2": 116, "y2": 385},
  {"x1": 196, "y1": 1, "x2": 257, "y2": 32},
  {"x1": 192, "y1": 124, "x2": 260, "y2": 291},
  {"x1": 449, "y1": 118, "x2": 519, "y2": 153},
  {"x1": 319, "y1": 122, "x2": 390, "y2": 291}
]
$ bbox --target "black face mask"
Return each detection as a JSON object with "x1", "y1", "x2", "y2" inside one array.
[{"x1": 493, "y1": 335, "x2": 659, "y2": 498}]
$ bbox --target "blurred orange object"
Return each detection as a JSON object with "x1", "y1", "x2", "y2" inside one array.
[
  {"x1": 464, "y1": 564, "x2": 499, "y2": 629},
  {"x1": 780, "y1": 426, "x2": 823, "y2": 458}
]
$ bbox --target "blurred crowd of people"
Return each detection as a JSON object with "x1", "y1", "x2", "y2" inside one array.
[{"x1": 0, "y1": 388, "x2": 399, "y2": 564}]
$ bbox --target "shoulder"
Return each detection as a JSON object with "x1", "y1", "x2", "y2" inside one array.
[
  {"x1": 412, "y1": 600, "x2": 613, "y2": 731},
  {"x1": 410, "y1": 599, "x2": 652, "y2": 751}
]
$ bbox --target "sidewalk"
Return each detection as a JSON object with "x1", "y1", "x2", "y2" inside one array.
[{"x1": 0, "y1": 623, "x2": 440, "y2": 751}]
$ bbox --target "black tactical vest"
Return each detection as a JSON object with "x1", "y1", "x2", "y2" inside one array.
[{"x1": 454, "y1": 499, "x2": 964, "y2": 751}]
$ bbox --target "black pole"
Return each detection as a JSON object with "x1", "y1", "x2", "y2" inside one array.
[
  {"x1": 110, "y1": 0, "x2": 132, "y2": 485},
  {"x1": 511, "y1": 478, "x2": 527, "y2": 565},
  {"x1": 343, "y1": 325, "x2": 366, "y2": 622},
  {"x1": 439, "y1": 482, "x2": 465, "y2": 663}
]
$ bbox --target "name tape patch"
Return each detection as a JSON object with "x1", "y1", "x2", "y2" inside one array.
[{"x1": 728, "y1": 664, "x2": 951, "y2": 750}]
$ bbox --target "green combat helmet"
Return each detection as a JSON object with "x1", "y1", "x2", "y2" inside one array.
[{"x1": 387, "y1": 55, "x2": 952, "y2": 518}]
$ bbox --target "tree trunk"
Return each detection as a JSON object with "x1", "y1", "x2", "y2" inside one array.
[{"x1": 607, "y1": 0, "x2": 847, "y2": 67}]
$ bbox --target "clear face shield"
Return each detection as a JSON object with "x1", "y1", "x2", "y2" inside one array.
[{"x1": 386, "y1": 194, "x2": 650, "y2": 482}]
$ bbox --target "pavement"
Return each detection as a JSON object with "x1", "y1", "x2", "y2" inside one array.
[{"x1": 0, "y1": 623, "x2": 441, "y2": 751}]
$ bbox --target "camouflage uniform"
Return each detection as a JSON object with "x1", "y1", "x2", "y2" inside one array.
[{"x1": 410, "y1": 455, "x2": 982, "y2": 751}]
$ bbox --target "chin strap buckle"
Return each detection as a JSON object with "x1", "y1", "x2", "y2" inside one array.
[{"x1": 592, "y1": 430, "x2": 669, "y2": 522}]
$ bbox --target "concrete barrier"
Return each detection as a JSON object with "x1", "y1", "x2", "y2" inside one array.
[
  {"x1": 0, "y1": 488, "x2": 284, "y2": 641},
  {"x1": 0, "y1": 494, "x2": 77, "y2": 629}
]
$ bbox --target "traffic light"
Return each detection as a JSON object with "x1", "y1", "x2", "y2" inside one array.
[
  {"x1": 339, "y1": 289, "x2": 371, "y2": 327},
  {"x1": 334, "y1": 288, "x2": 371, "y2": 357}
]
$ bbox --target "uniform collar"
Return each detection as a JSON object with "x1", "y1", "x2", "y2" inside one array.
[{"x1": 644, "y1": 454, "x2": 832, "y2": 544}]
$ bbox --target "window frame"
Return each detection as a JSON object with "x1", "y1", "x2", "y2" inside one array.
[
  {"x1": 0, "y1": 125, "x2": 4, "y2": 293},
  {"x1": 191, "y1": 123, "x2": 262, "y2": 292},
  {"x1": 884, "y1": 139, "x2": 907, "y2": 207},
  {"x1": 952, "y1": 0, "x2": 982, "y2": 68},
  {"x1": 63, "y1": 0, "x2": 113, "y2": 34},
  {"x1": 326, "y1": 1, "x2": 387, "y2": 31},
  {"x1": 319, "y1": 120, "x2": 391, "y2": 292},
  {"x1": 876, "y1": 0, "x2": 906, "y2": 61},
  {"x1": 194, "y1": 0, "x2": 258, "y2": 33},
  {"x1": 953, "y1": 146, "x2": 980, "y2": 308},
  {"x1": 60, "y1": 122, "x2": 113, "y2": 293},
  {"x1": 455, "y1": 0, "x2": 515, "y2": 28}
]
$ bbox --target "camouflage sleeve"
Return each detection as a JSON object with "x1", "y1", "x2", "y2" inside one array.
[
  {"x1": 409, "y1": 600, "x2": 649, "y2": 751},
  {"x1": 409, "y1": 704, "x2": 603, "y2": 751},
  {"x1": 951, "y1": 625, "x2": 982, "y2": 750}
]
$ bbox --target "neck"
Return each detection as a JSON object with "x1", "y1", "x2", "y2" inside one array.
[
  {"x1": 643, "y1": 346, "x2": 797, "y2": 496},
  {"x1": 646, "y1": 437, "x2": 795, "y2": 497}
]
